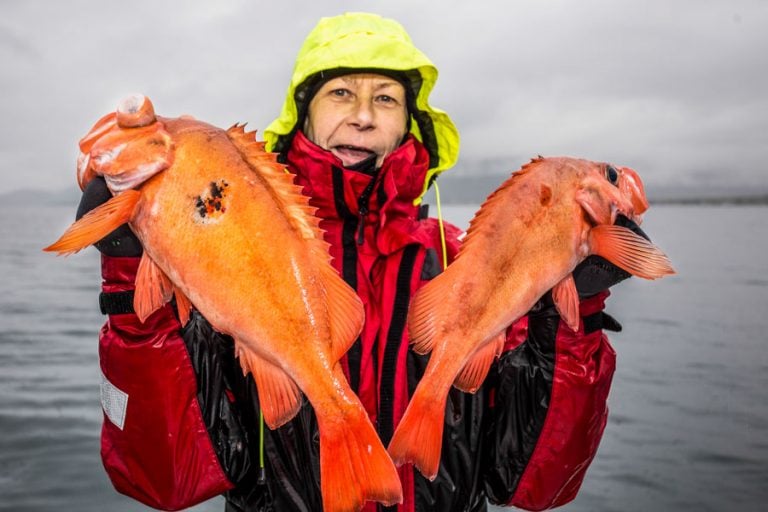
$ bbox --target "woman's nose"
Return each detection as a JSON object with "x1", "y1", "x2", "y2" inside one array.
[{"x1": 348, "y1": 99, "x2": 375, "y2": 130}]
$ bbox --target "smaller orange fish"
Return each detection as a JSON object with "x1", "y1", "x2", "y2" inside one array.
[{"x1": 388, "y1": 157, "x2": 675, "y2": 480}]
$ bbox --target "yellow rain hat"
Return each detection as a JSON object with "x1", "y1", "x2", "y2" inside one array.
[{"x1": 264, "y1": 12, "x2": 460, "y2": 203}]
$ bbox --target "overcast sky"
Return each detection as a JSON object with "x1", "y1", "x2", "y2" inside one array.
[{"x1": 2, "y1": 0, "x2": 766, "y2": 195}]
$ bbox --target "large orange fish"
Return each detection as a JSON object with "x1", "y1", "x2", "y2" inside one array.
[
  {"x1": 45, "y1": 95, "x2": 402, "y2": 512},
  {"x1": 387, "y1": 156, "x2": 675, "y2": 480}
]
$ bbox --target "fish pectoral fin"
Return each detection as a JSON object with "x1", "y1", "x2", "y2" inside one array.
[
  {"x1": 43, "y1": 189, "x2": 141, "y2": 255},
  {"x1": 453, "y1": 332, "x2": 505, "y2": 393},
  {"x1": 173, "y1": 286, "x2": 193, "y2": 326},
  {"x1": 236, "y1": 342, "x2": 302, "y2": 429},
  {"x1": 589, "y1": 225, "x2": 676, "y2": 280},
  {"x1": 407, "y1": 279, "x2": 444, "y2": 355},
  {"x1": 552, "y1": 274, "x2": 580, "y2": 332},
  {"x1": 320, "y1": 263, "x2": 365, "y2": 362},
  {"x1": 134, "y1": 253, "x2": 174, "y2": 322}
]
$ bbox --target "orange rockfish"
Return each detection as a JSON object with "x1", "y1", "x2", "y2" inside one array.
[
  {"x1": 45, "y1": 95, "x2": 402, "y2": 511},
  {"x1": 388, "y1": 156, "x2": 675, "y2": 480}
]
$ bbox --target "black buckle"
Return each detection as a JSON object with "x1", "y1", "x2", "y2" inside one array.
[{"x1": 99, "y1": 291, "x2": 136, "y2": 315}]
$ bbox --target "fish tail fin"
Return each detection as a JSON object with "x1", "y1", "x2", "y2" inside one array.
[
  {"x1": 387, "y1": 385, "x2": 446, "y2": 481},
  {"x1": 317, "y1": 407, "x2": 403, "y2": 511},
  {"x1": 43, "y1": 190, "x2": 140, "y2": 255},
  {"x1": 590, "y1": 224, "x2": 675, "y2": 280}
]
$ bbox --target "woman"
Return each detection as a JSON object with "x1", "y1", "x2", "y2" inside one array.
[{"x1": 85, "y1": 12, "x2": 632, "y2": 512}]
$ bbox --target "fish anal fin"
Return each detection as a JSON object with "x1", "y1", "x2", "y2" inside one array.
[
  {"x1": 453, "y1": 332, "x2": 505, "y2": 393},
  {"x1": 43, "y1": 190, "x2": 140, "y2": 255},
  {"x1": 318, "y1": 263, "x2": 365, "y2": 362},
  {"x1": 552, "y1": 274, "x2": 580, "y2": 332},
  {"x1": 589, "y1": 225, "x2": 676, "y2": 280},
  {"x1": 173, "y1": 286, "x2": 193, "y2": 326},
  {"x1": 134, "y1": 253, "x2": 174, "y2": 322},
  {"x1": 236, "y1": 341, "x2": 302, "y2": 429}
]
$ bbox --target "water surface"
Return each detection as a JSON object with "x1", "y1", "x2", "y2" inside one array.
[{"x1": 1, "y1": 203, "x2": 766, "y2": 511}]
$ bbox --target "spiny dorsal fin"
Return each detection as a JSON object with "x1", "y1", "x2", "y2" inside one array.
[
  {"x1": 458, "y1": 162, "x2": 539, "y2": 258},
  {"x1": 226, "y1": 125, "x2": 328, "y2": 256}
]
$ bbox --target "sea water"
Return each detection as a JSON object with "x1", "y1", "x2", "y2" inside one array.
[{"x1": 1, "y1": 202, "x2": 766, "y2": 511}]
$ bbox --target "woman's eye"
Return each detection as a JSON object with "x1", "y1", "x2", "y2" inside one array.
[
  {"x1": 377, "y1": 95, "x2": 400, "y2": 105},
  {"x1": 331, "y1": 89, "x2": 349, "y2": 97}
]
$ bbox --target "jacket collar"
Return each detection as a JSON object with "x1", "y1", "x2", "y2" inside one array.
[{"x1": 285, "y1": 131, "x2": 431, "y2": 253}]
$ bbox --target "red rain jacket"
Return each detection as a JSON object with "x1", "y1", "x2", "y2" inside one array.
[{"x1": 96, "y1": 133, "x2": 616, "y2": 511}]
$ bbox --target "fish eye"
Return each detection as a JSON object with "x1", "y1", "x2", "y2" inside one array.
[{"x1": 605, "y1": 165, "x2": 619, "y2": 185}]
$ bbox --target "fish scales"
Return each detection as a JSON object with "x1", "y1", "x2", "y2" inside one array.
[
  {"x1": 45, "y1": 95, "x2": 403, "y2": 512},
  {"x1": 388, "y1": 156, "x2": 675, "y2": 480}
]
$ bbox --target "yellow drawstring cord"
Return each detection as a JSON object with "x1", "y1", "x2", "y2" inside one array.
[
  {"x1": 258, "y1": 408, "x2": 265, "y2": 483},
  {"x1": 433, "y1": 181, "x2": 449, "y2": 271},
  {"x1": 257, "y1": 166, "x2": 296, "y2": 483}
]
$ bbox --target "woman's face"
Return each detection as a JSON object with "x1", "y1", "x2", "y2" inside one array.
[{"x1": 304, "y1": 73, "x2": 408, "y2": 168}]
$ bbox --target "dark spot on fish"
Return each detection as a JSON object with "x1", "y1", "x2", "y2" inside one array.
[
  {"x1": 195, "y1": 179, "x2": 230, "y2": 220},
  {"x1": 539, "y1": 183, "x2": 552, "y2": 206}
]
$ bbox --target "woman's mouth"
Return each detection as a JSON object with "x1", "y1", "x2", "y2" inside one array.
[{"x1": 333, "y1": 144, "x2": 376, "y2": 165}]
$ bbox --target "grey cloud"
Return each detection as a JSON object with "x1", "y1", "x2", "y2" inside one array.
[{"x1": 1, "y1": 0, "x2": 766, "y2": 194}]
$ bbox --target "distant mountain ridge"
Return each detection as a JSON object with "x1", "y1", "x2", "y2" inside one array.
[
  {"x1": 5, "y1": 178, "x2": 768, "y2": 207},
  {"x1": 430, "y1": 174, "x2": 768, "y2": 205}
]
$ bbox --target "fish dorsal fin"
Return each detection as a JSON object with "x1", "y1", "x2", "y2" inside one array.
[
  {"x1": 453, "y1": 331, "x2": 505, "y2": 393},
  {"x1": 43, "y1": 190, "x2": 141, "y2": 255},
  {"x1": 134, "y1": 253, "x2": 174, "y2": 322},
  {"x1": 318, "y1": 262, "x2": 365, "y2": 362},
  {"x1": 226, "y1": 125, "x2": 326, "y2": 248},
  {"x1": 552, "y1": 274, "x2": 580, "y2": 332},
  {"x1": 227, "y1": 125, "x2": 364, "y2": 360},
  {"x1": 589, "y1": 225, "x2": 675, "y2": 280},
  {"x1": 458, "y1": 158, "x2": 544, "y2": 258},
  {"x1": 235, "y1": 339, "x2": 302, "y2": 429},
  {"x1": 173, "y1": 285, "x2": 193, "y2": 327}
]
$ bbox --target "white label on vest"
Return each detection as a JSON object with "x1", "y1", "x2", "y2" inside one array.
[{"x1": 100, "y1": 372, "x2": 128, "y2": 430}]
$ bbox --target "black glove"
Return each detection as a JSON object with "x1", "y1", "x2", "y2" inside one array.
[
  {"x1": 76, "y1": 176, "x2": 143, "y2": 257},
  {"x1": 529, "y1": 215, "x2": 649, "y2": 333},
  {"x1": 572, "y1": 214, "x2": 649, "y2": 298}
]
